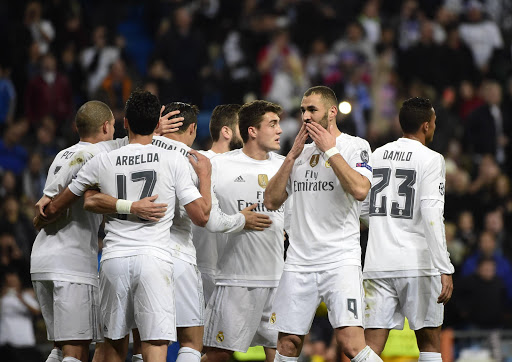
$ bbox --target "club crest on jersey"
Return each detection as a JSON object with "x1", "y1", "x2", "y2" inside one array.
[
  {"x1": 310, "y1": 154, "x2": 320, "y2": 167},
  {"x1": 439, "y1": 182, "x2": 445, "y2": 195},
  {"x1": 360, "y1": 150, "x2": 369, "y2": 163},
  {"x1": 325, "y1": 160, "x2": 331, "y2": 168},
  {"x1": 258, "y1": 174, "x2": 269, "y2": 188},
  {"x1": 270, "y1": 312, "x2": 277, "y2": 324},
  {"x1": 216, "y1": 331, "x2": 224, "y2": 342}
]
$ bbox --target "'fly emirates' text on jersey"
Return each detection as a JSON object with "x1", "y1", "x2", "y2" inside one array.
[
  {"x1": 213, "y1": 149, "x2": 285, "y2": 287},
  {"x1": 285, "y1": 133, "x2": 373, "y2": 272},
  {"x1": 68, "y1": 143, "x2": 201, "y2": 263},
  {"x1": 364, "y1": 138, "x2": 448, "y2": 278}
]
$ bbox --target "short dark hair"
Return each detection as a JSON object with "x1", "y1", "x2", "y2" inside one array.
[
  {"x1": 210, "y1": 104, "x2": 241, "y2": 142},
  {"x1": 124, "y1": 90, "x2": 161, "y2": 135},
  {"x1": 304, "y1": 86, "x2": 338, "y2": 108},
  {"x1": 75, "y1": 101, "x2": 113, "y2": 138},
  {"x1": 399, "y1": 97, "x2": 433, "y2": 134},
  {"x1": 238, "y1": 100, "x2": 282, "y2": 143},
  {"x1": 162, "y1": 102, "x2": 199, "y2": 134}
]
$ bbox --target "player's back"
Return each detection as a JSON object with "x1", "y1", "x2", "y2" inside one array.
[
  {"x1": 75, "y1": 143, "x2": 198, "y2": 263},
  {"x1": 365, "y1": 138, "x2": 445, "y2": 277},
  {"x1": 31, "y1": 142, "x2": 103, "y2": 284}
]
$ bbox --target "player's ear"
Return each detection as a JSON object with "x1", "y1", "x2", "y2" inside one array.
[
  {"x1": 154, "y1": 120, "x2": 161, "y2": 133},
  {"x1": 329, "y1": 104, "x2": 338, "y2": 119},
  {"x1": 102, "y1": 120, "x2": 109, "y2": 134},
  {"x1": 248, "y1": 126, "x2": 257, "y2": 139},
  {"x1": 123, "y1": 117, "x2": 129, "y2": 130},
  {"x1": 221, "y1": 126, "x2": 231, "y2": 140}
]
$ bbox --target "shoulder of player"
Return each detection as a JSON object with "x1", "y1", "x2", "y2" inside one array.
[
  {"x1": 270, "y1": 152, "x2": 286, "y2": 162},
  {"x1": 211, "y1": 149, "x2": 240, "y2": 163}
]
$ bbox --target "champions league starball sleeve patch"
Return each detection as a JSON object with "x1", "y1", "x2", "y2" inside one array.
[{"x1": 356, "y1": 150, "x2": 372, "y2": 171}]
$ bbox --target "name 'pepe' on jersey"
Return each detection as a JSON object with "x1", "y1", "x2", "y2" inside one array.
[
  {"x1": 284, "y1": 133, "x2": 373, "y2": 271},
  {"x1": 364, "y1": 138, "x2": 454, "y2": 278},
  {"x1": 212, "y1": 149, "x2": 285, "y2": 286},
  {"x1": 68, "y1": 143, "x2": 202, "y2": 263}
]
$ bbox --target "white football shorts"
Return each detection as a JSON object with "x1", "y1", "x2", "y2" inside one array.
[
  {"x1": 33, "y1": 280, "x2": 102, "y2": 342},
  {"x1": 172, "y1": 256, "x2": 204, "y2": 327},
  {"x1": 363, "y1": 276, "x2": 444, "y2": 330},
  {"x1": 99, "y1": 255, "x2": 176, "y2": 342},
  {"x1": 198, "y1": 267, "x2": 216, "y2": 307},
  {"x1": 203, "y1": 286, "x2": 277, "y2": 352},
  {"x1": 269, "y1": 266, "x2": 364, "y2": 335}
]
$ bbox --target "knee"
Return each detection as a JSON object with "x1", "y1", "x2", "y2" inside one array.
[{"x1": 278, "y1": 334, "x2": 303, "y2": 357}]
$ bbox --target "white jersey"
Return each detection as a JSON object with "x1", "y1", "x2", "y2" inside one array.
[
  {"x1": 151, "y1": 136, "x2": 198, "y2": 264},
  {"x1": 212, "y1": 149, "x2": 285, "y2": 286},
  {"x1": 364, "y1": 138, "x2": 452, "y2": 278},
  {"x1": 68, "y1": 143, "x2": 202, "y2": 263},
  {"x1": 285, "y1": 133, "x2": 373, "y2": 272},
  {"x1": 192, "y1": 150, "x2": 218, "y2": 272},
  {"x1": 31, "y1": 142, "x2": 108, "y2": 286}
]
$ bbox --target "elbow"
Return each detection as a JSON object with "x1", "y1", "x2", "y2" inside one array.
[
  {"x1": 352, "y1": 187, "x2": 369, "y2": 202},
  {"x1": 263, "y1": 198, "x2": 279, "y2": 211},
  {"x1": 193, "y1": 212, "x2": 210, "y2": 228}
]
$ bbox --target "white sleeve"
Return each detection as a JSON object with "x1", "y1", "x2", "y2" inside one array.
[
  {"x1": 175, "y1": 156, "x2": 202, "y2": 206},
  {"x1": 44, "y1": 150, "x2": 95, "y2": 198},
  {"x1": 360, "y1": 193, "x2": 370, "y2": 227},
  {"x1": 206, "y1": 162, "x2": 245, "y2": 233},
  {"x1": 68, "y1": 155, "x2": 101, "y2": 197},
  {"x1": 421, "y1": 199, "x2": 455, "y2": 275},
  {"x1": 347, "y1": 141, "x2": 373, "y2": 185}
]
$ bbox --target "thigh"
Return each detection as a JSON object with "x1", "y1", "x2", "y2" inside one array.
[
  {"x1": 269, "y1": 271, "x2": 320, "y2": 336},
  {"x1": 100, "y1": 258, "x2": 133, "y2": 341},
  {"x1": 252, "y1": 287, "x2": 278, "y2": 349},
  {"x1": 134, "y1": 255, "x2": 176, "y2": 342},
  {"x1": 399, "y1": 276, "x2": 443, "y2": 330},
  {"x1": 32, "y1": 280, "x2": 55, "y2": 340},
  {"x1": 203, "y1": 286, "x2": 268, "y2": 352},
  {"x1": 320, "y1": 266, "x2": 365, "y2": 329},
  {"x1": 53, "y1": 281, "x2": 102, "y2": 342},
  {"x1": 363, "y1": 278, "x2": 403, "y2": 330},
  {"x1": 173, "y1": 257, "x2": 205, "y2": 327}
]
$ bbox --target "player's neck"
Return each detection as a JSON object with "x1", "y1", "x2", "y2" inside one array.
[
  {"x1": 80, "y1": 135, "x2": 103, "y2": 144},
  {"x1": 129, "y1": 132, "x2": 153, "y2": 145},
  {"x1": 163, "y1": 133, "x2": 193, "y2": 147},
  {"x1": 403, "y1": 133, "x2": 426, "y2": 145},
  {"x1": 242, "y1": 142, "x2": 268, "y2": 160},
  {"x1": 210, "y1": 140, "x2": 229, "y2": 154}
]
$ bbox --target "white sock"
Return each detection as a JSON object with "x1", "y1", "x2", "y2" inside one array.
[
  {"x1": 176, "y1": 347, "x2": 201, "y2": 362},
  {"x1": 274, "y1": 351, "x2": 299, "y2": 362},
  {"x1": 351, "y1": 346, "x2": 383, "y2": 362},
  {"x1": 418, "y1": 352, "x2": 442, "y2": 362},
  {"x1": 62, "y1": 357, "x2": 82, "y2": 362},
  {"x1": 132, "y1": 353, "x2": 144, "y2": 362},
  {"x1": 46, "y1": 348, "x2": 63, "y2": 362}
]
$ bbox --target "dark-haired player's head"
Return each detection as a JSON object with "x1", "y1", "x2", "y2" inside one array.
[
  {"x1": 238, "y1": 100, "x2": 282, "y2": 144},
  {"x1": 124, "y1": 90, "x2": 161, "y2": 135},
  {"x1": 75, "y1": 100, "x2": 115, "y2": 140},
  {"x1": 399, "y1": 97, "x2": 436, "y2": 144},
  {"x1": 301, "y1": 86, "x2": 338, "y2": 128},
  {"x1": 210, "y1": 104, "x2": 243, "y2": 150},
  {"x1": 162, "y1": 102, "x2": 200, "y2": 134}
]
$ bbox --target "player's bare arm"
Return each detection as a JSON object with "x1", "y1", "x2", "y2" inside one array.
[
  {"x1": 83, "y1": 190, "x2": 168, "y2": 222},
  {"x1": 438, "y1": 274, "x2": 453, "y2": 305},
  {"x1": 264, "y1": 124, "x2": 308, "y2": 210},
  {"x1": 241, "y1": 203, "x2": 273, "y2": 231},
  {"x1": 154, "y1": 107, "x2": 184, "y2": 136},
  {"x1": 307, "y1": 122, "x2": 370, "y2": 201},
  {"x1": 185, "y1": 150, "x2": 212, "y2": 226}
]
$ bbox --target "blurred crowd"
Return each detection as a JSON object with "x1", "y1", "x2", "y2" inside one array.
[{"x1": 1, "y1": 0, "x2": 512, "y2": 359}]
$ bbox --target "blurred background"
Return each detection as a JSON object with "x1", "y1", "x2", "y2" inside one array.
[{"x1": 0, "y1": 0, "x2": 511, "y2": 361}]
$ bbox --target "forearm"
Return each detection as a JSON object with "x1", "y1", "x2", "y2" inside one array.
[
  {"x1": 264, "y1": 156, "x2": 293, "y2": 210},
  {"x1": 329, "y1": 154, "x2": 370, "y2": 201},
  {"x1": 45, "y1": 187, "x2": 80, "y2": 220},
  {"x1": 421, "y1": 201, "x2": 455, "y2": 275},
  {"x1": 198, "y1": 174, "x2": 212, "y2": 216},
  {"x1": 84, "y1": 191, "x2": 118, "y2": 214}
]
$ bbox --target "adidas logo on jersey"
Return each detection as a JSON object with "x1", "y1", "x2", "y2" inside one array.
[{"x1": 234, "y1": 175, "x2": 245, "y2": 182}]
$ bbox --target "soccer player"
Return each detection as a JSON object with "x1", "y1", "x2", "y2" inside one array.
[
  {"x1": 192, "y1": 103, "x2": 265, "y2": 305},
  {"x1": 362, "y1": 97, "x2": 454, "y2": 362},
  {"x1": 44, "y1": 90, "x2": 212, "y2": 362},
  {"x1": 264, "y1": 86, "x2": 382, "y2": 362},
  {"x1": 202, "y1": 100, "x2": 286, "y2": 362},
  {"x1": 30, "y1": 101, "x2": 116, "y2": 362}
]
